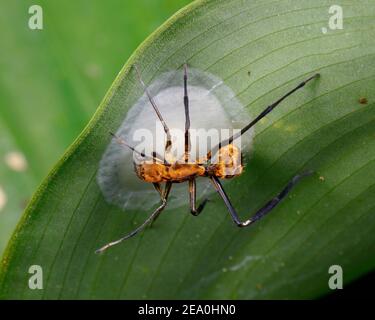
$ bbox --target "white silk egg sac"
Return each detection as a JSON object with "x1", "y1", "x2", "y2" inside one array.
[{"x1": 97, "y1": 67, "x2": 253, "y2": 210}]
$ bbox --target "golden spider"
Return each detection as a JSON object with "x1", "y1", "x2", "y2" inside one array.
[{"x1": 96, "y1": 64, "x2": 319, "y2": 253}]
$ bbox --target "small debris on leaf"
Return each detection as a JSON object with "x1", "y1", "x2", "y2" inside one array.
[{"x1": 359, "y1": 97, "x2": 368, "y2": 105}]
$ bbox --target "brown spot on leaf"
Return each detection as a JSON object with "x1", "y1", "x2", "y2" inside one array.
[{"x1": 359, "y1": 97, "x2": 368, "y2": 105}]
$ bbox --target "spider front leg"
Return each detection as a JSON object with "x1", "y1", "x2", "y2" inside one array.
[
  {"x1": 95, "y1": 182, "x2": 173, "y2": 254},
  {"x1": 210, "y1": 172, "x2": 313, "y2": 227},
  {"x1": 150, "y1": 182, "x2": 172, "y2": 227},
  {"x1": 189, "y1": 178, "x2": 209, "y2": 216}
]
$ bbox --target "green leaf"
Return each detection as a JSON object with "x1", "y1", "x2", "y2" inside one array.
[
  {"x1": 0, "y1": 0, "x2": 191, "y2": 255},
  {"x1": 1, "y1": 0, "x2": 375, "y2": 299}
]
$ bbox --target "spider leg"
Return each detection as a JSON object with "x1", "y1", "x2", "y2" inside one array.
[
  {"x1": 149, "y1": 182, "x2": 163, "y2": 226},
  {"x1": 209, "y1": 73, "x2": 320, "y2": 159},
  {"x1": 134, "y1": 64, "x2": 172, "y2": 151},
  {"x1": 150, "y1": 182, "x2": 172, "y2": 226},
  {"x1": 210, "y1": 171, "x2": 313, "y2": 227},
  {"x1": 189, "y1": 178, "x2": 209, "y2": 216},
  {"x1": 110, "y1": 132, "x2": 166, "y2": 164},
  {"x1": 153, "y1": 182, "x2": 163, "y2": 197},
  {"x1": 95, "y1": 182, "x2": 173, "y2": 254},
  {"x1": 183, "y1": 63, "x2": 191, "y2": 162}
]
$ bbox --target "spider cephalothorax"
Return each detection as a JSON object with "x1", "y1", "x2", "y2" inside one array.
[{"x1": 96, "y1": 64, "x2": 319, "y2": 253}]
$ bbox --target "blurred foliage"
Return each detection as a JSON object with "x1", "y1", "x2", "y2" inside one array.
[{"x1": 0, "y1": 0, "x2": 191, "y2": 255}]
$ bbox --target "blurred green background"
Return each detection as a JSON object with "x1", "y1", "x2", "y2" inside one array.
[{"x1": 0, "y1": 0, "x2": 191, "y2": 256}]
